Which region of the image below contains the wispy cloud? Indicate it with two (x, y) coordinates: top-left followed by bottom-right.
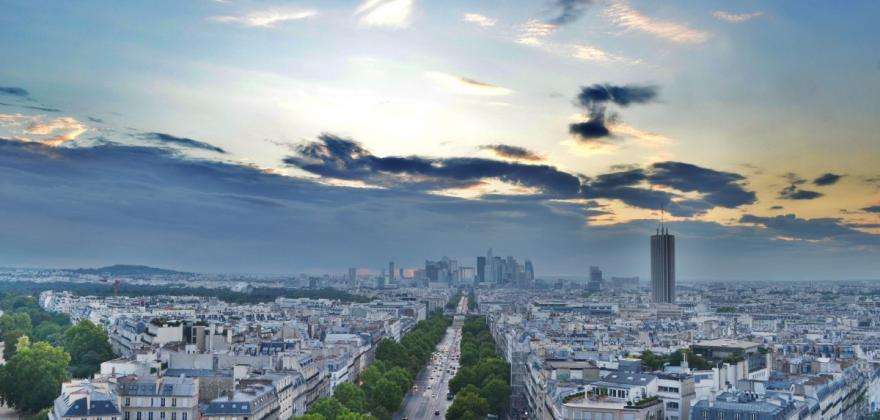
(516, 19), (558, 46)
(463, 13), (496, 28)
(143, 132), (227, 154)
(425, 72), (512, 96)
(712, 11), (763, 23)
(608, 122), (672, 145)
(210, 9), (317, 28)
(356, 0), (413, 29)
(571, 44), (641, 64)
(604, 1), (709, 44)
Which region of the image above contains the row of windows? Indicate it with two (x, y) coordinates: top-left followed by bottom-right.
(125, 411), (188, 420)
(124, 398), (190, 408)
(700, 411), (758, 420)
(658, 386), (680, 394)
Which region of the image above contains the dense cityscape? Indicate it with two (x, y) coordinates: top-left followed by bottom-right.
(0, 227), (876, 420)
(2, 1), (879, 419)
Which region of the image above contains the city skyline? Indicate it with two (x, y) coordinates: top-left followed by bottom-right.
(0, 1), (878, 279)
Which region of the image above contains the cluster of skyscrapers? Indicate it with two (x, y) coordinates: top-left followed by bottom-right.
(476, 248), (535, 287)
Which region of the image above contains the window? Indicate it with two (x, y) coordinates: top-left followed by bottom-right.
(182, 413), (187, 420)
(667, 401), (679, 409)
(160, 398), (165, 407)
(137, 412), (142, 420)
(125, 413), (130, 420)
(125, 398), (130, 406)
(149, 412), (153, 420)
(172, 398), (176, 407)
(160, 412), (165, 420)
(171, 413), (176, 420)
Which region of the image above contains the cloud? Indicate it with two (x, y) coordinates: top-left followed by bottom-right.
(0, 102), (61, 113)
(356, 0), (413, 28)
(779, 185), (823, 200)
(0, 86), (29, 98)
(516, 19), (558, 45)
(571, 45), (631, 63)
(547, 0), (594, 26)
(740, 213), (879, 245)
(569, 83), (659, 142)
(479, 144), (543, 161)
(813, 172), (843, 186)
(285, 133), (580, 195)
(647, 161), (756, 208)
(210, 9), (316, 27)
(712, 11), (763, 23)
(1, 138), (875, 277)
(463, 13), (496, 27)
(425, 72), (512, 96)
(604, 1), (709, 44)
(576, 83), (658, 107)
(608, 122), (671, 145)
(286, 134), (756, 218)
(778, 173), (823, 200)
(143, 132), (227, 154)
(864, 205), (880, 213)
(0, 115), (89, 146)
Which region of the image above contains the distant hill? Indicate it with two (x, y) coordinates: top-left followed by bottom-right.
(68, 264), (191, 277)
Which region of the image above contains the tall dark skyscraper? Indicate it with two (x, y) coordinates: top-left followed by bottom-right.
(651, 227), (675, 303)
(476, 256), (486, 283)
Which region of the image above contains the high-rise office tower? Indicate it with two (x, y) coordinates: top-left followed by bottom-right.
(651, 227), (675, 303)
(389, 261), (396, 280)
(476, 256), (486, 283)
(588, 266), (603, 292)
(524, 260), (534, 287)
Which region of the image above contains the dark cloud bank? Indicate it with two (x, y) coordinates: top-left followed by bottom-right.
(0, 137), (876, 279)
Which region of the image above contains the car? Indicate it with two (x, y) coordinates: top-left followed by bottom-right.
(434, 411), (441, 416)
(427, 385), (432, 389)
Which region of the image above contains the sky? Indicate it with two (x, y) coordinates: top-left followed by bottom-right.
(0, 0), (878, 279)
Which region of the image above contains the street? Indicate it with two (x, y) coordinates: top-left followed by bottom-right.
(394, 295), (467, 419)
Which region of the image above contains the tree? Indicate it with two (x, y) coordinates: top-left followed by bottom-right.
(0, 337), (70, 413)
(309, 397), (347, 420)
(480, 378), (510, 414)
(334, 383), (367, 413)
(445, 386), (489, 420)
(383, 367), (412, 396)
(32, 322), (64, 344)
(369, 378), (402, 413)
(62, 320), (114, 378)
(0, 312), (33, 360)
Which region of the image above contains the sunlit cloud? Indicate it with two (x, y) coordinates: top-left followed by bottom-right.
(516, 19), (557, 45)
(608, 122), (672, 146)
(0, 114), (87, 147)
(712, 11), (763, 23)
(425, 72), (512, 96)
(463, 13), (496, 28)
(604, 1), (709, 44)
(356, 0), (413, 29)
(210, 9), (317, 28)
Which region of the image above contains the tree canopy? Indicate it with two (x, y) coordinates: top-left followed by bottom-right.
(0, 337), (70, 413)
